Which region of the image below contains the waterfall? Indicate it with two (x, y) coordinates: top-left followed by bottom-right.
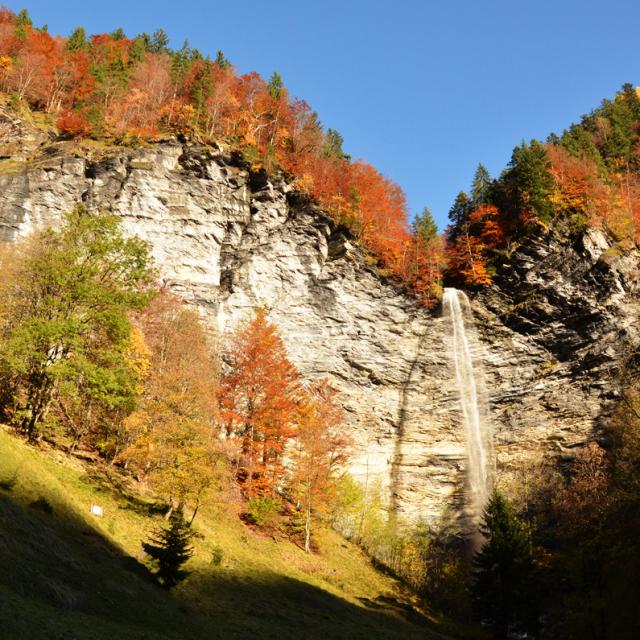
(443, 287), (491, 534)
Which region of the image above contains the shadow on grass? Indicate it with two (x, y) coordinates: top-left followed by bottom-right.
(79, 464), (168, 517)
(0, 487), (450, 640)
(184, 570), (441, 640)
(0, 491), (153, 607)
(0, 464), (20, 491)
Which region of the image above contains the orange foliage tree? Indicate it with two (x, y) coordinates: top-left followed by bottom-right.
(289, 380), (350, 552)
(445, 205), (502, 286)
(219, 309), (301, 498)
(0, 9), (445, 306)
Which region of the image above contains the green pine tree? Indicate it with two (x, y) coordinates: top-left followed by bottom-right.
(110, 27), (126, 41)
(136, 32), (154, 53)
(215, 50), (231, 69)
(447, 191), (471, 236)
(471, 490), (537, 639)
(508, 139), (555, 224)
(151, 28), (170, 54)
(143, 511), (194, 589)
(14, 9), (31, 40)
(171, 43), (191, 83)
(322, 128), (349, 161)
(66, 26), (88, 52)
(129, 36), (148, 64)
(560, 124), (605, 172)
(267, 72), (284, 100)
(15, 9), (32, 27)
(192, 66), (213, 124)
(413, 206), (438, 243)
(470, 163), (491, 207)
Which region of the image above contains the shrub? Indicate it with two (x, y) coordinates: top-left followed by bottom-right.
(211, 546), (223, 566)
(246, 496), (280, 529)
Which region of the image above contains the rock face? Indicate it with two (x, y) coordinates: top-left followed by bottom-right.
(477, 228), (640, 485)
(1, 116), (639, 527)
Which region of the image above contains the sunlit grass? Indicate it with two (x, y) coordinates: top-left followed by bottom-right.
(0, 426), (452, 639)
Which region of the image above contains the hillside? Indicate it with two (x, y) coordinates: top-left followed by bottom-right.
(0, 426), (457, 640)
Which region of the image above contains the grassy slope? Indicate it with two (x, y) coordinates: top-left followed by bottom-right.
(0, 427), (454, 640)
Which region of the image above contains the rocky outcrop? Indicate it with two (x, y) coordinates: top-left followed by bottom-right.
(0, 132), (465, 523)
(474, 227), (640, 484)
(1, 114), (639, 527)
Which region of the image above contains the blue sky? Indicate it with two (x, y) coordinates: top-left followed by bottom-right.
(7, 0), (640, 229)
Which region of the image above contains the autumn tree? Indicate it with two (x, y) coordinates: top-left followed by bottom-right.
(118, 294), (223, 522)
(289, 381), (349, 552)
(219, 309), (300, 498)
(0, 207), (154, 442)
(445, 204), (496, 288)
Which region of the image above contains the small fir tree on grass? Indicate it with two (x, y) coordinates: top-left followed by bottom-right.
(143, 511), (194, 589)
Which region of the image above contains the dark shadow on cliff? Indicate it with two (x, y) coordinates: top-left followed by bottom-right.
(389, 324), (432, 513)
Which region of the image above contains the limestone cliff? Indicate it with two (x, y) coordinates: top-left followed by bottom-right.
(1, 112), (639, 526)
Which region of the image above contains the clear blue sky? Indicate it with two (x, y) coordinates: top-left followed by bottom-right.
(7, 0), (640, 230)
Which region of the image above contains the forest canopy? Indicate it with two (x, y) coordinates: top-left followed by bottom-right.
(0, 7), (443, 305)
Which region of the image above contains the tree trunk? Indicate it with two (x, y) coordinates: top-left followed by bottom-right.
(304, 477), (311, 553)
(22, 376), (54, 443)
(189, 498), (201, 527)
(164, 503), (174, 521)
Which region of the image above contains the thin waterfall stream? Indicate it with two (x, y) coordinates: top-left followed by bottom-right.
(443, 287), (492, 541)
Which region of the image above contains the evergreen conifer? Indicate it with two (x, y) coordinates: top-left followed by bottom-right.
(143, 511), (194, 589)
(413, 206), (438, 243)
(471, 490), (537, 639)
(470, 163), (491, 207)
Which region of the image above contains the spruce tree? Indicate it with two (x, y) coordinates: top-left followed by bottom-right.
(560, 124), (605, 171)
(322, 129), (349, 161)
(66, 27), (88, 51)
(508, 139), (554, 224)
(215, 50), (231, 69)
(447, 191), (471, 236)
(15, 9), (32, 27)
(413, 206), (438, 243)
(268, 72), (284, 99)
(471, 490), (537, 639)
(470, 163), (491, 207)
(143, 511), (194, 589)
(110, 27), (126, 41)
(151, 28), (170, 54)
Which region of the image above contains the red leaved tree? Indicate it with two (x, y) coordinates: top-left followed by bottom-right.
(219, 309), (301, 497)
